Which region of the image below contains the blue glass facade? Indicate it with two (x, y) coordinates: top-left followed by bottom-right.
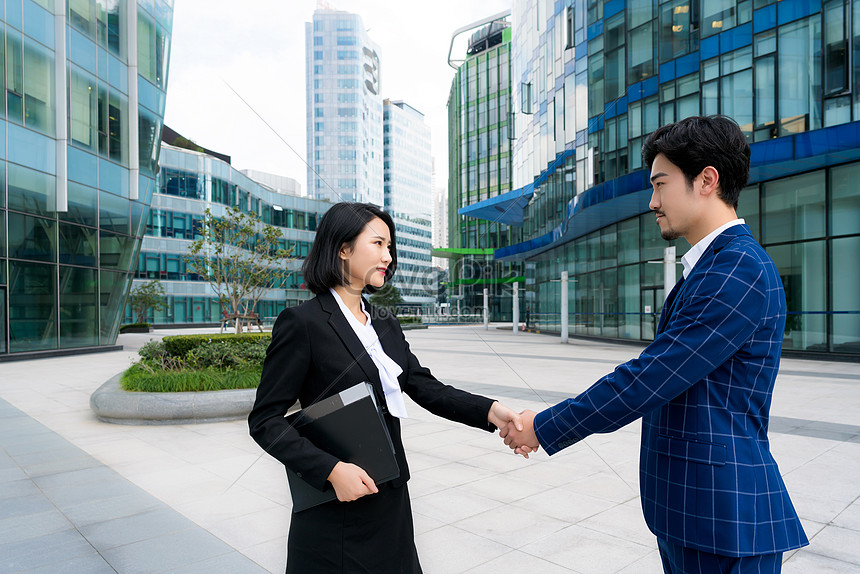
(128, 145), (331, 325)
(462, 0), (860, 357)
(0, 0), (173, 356)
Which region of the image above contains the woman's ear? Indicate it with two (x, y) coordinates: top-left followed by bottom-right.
(339, 242), (351, 261)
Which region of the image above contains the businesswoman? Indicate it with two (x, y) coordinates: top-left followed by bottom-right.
(248, 202), (521, 573)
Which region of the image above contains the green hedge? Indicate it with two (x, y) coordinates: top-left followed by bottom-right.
(162, 332), (271, 358)
(398, 315), (422, 325)
(120, 323), (151, 333)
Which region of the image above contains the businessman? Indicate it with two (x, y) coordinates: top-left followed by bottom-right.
(502, 116), (808, 573)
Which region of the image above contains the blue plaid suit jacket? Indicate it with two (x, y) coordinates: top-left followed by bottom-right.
(533, 224), (808, 556)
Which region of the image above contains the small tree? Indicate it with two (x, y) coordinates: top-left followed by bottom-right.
(369, 283), (404, 313)
(186, 206), (293, 333)
(128, 280), (167, 324)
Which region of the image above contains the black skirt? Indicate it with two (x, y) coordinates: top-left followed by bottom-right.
(285, 481), (422, 574)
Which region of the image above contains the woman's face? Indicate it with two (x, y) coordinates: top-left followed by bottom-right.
(339, 217), (392, 291)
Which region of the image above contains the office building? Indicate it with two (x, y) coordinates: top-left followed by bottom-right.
(467, 0), (860, 358)
(305, 8), (383, 206)
(0, 0), (173, 357)
(383, 99), (434, 312)
(129, 141), (330, 324)
(441, 13), (524, 321)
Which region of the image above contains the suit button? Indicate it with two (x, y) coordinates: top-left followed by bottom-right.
(296, 472), (302, 478)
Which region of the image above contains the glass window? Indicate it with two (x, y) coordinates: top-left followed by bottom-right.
(755, 56), (776, 138)
(61, 182), (98, 226)
(831, 236), (860, 352)
(9, 260), (57, 352)
(99, 230), (133, 271)
(770, 240), (827, 351)
(8, 212), (56, 262)
(618, 264), (641, 339)
(69, 67), (98, 151)
(721, 46), (752, 74)
(762, 171), (826, 244)
(99, 269), (127, 343)
(703, 57), (719, 81)
(823, 0), (848, 95)
(96, 0), (126, 57)
(659, 0), (696, 62)
(59, 266), (99, 348)
(830, 162), (860, 236)
(755, 30), (776, 57)
(59, 223), (98, 267)
(779, 18), (822, 135)
(628, 0), (653, 28)
(737, 184), (761, 241)
(703, 0), (736, 38)
(99, 190), (129, 234)
(721, 69), (753, 136)
(7, 30), (24, 123)
(23, 38), (55, 135)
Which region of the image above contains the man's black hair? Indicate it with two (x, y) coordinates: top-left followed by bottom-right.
(303, 202), (397, 295)
(641, 115), (750, 209)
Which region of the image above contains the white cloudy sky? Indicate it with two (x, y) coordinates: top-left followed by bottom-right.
(163, 0), (511, 192)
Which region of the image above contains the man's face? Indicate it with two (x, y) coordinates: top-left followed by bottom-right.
(648, 153), (699, 242)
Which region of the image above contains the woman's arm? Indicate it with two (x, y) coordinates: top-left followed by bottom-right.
(248, 307), (340, 491)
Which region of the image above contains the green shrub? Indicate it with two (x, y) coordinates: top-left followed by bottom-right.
(186, 339), (268, 370)
(121, 363), (261, 392)
(120, 323), (151, 333)
(162, 332), (271, 358)
(398, 315), (422, 325)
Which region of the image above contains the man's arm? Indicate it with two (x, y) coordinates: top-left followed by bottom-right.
(519, 251), (767, 456)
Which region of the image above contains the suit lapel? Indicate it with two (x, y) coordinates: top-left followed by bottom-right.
(317, 290), (382, 387)
(657, 224), (753, 334)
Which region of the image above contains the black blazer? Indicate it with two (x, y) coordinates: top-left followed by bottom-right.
(248, 290), (496, 492)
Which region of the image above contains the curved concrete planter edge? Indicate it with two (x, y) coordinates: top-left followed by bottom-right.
(90, 373), (256, 425)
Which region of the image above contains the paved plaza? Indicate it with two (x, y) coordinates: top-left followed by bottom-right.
(1, 325), (859, 573)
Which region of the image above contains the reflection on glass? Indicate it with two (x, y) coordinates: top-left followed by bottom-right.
(830, 162), (860, 236)
(60, 266), (99, 348)
(9, 260), (57, 352)
(59, 223), (98, 267)
(8, 212), (56, 262)
(831, 236), (860, 353)
(100, 269), (128, 344)
(769, 240), (827, 351)
(762, 171), (825, 244)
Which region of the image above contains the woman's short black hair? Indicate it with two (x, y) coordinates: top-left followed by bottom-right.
(302, 202), (397, 295)
(641, 115), (750, 209)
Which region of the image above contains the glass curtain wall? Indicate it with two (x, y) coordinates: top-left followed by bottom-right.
(1, 0), (174, 356)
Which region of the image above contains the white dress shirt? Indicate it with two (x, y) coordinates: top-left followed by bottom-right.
(329, 288), (408, 418)
(681, 219), (745, 279)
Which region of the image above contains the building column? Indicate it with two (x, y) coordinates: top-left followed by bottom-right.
(663, 246), (676, 301)
(560, 271), (569, 343)
(483, 287), (489, 330)
(127, 1), (140, 200)
(53, 0), (67, 211)
(512, 282), (519, 335)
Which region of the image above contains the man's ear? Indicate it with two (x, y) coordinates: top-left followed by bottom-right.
(698, 166), (720, 197)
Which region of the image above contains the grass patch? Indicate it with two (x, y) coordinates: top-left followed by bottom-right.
(121, 363), (262, 393)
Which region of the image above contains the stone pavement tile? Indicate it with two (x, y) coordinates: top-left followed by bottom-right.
(33, 472), (143, 509)
(464, 549), (577, 573)
(0, 507), (71, 546)
(511, 486), (617, 524)
(243, 537), (287, 574)
(791, 491), (854, 525)
(414, 459), (497, 488)
(560, 468), (640, 504)
(411, 485), (503, 525)
(13, 447), (104, 478)
(160, 552), (269, 574)
(520, 524), (655, 574)
(455, 471), (548, 504)
(205, 505), (289, 551)
(25, 551), (118, 574)
(412, 510), (446, 536)
(403, 473), (448, 499)
(78, 507), (199, 550)
(453, 504), (570, 548)
(576, 498), (656, 547)
(0, 528), (96, 571)
(100, 528), (237, 574)
(783, 550), (860, 573)
(0, 477), (42, 501)
(615, 550), (664, 573)
(833, 499), (860, 531)
(415, 525), (511, 574)
(0, 493), (57, 521)
(59, 490), (163, 527)
(804, 525), (860, 566)
(174, 484), (276, 528)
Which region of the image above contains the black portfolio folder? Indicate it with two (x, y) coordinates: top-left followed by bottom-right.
(285, 382), (400, 512)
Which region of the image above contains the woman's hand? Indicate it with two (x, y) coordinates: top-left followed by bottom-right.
(487, 401), (523, 433)
(327, 461), (379, 502)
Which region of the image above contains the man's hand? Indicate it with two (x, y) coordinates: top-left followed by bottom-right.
(499, 409), (540, 458)
(487, 401), (523, 433)
(327, 461), (378, 502)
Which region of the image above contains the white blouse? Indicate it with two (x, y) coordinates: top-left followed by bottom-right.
(329, 288), (408, 418)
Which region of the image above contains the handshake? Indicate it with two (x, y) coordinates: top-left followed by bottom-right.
(487, 402), (541, 458)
